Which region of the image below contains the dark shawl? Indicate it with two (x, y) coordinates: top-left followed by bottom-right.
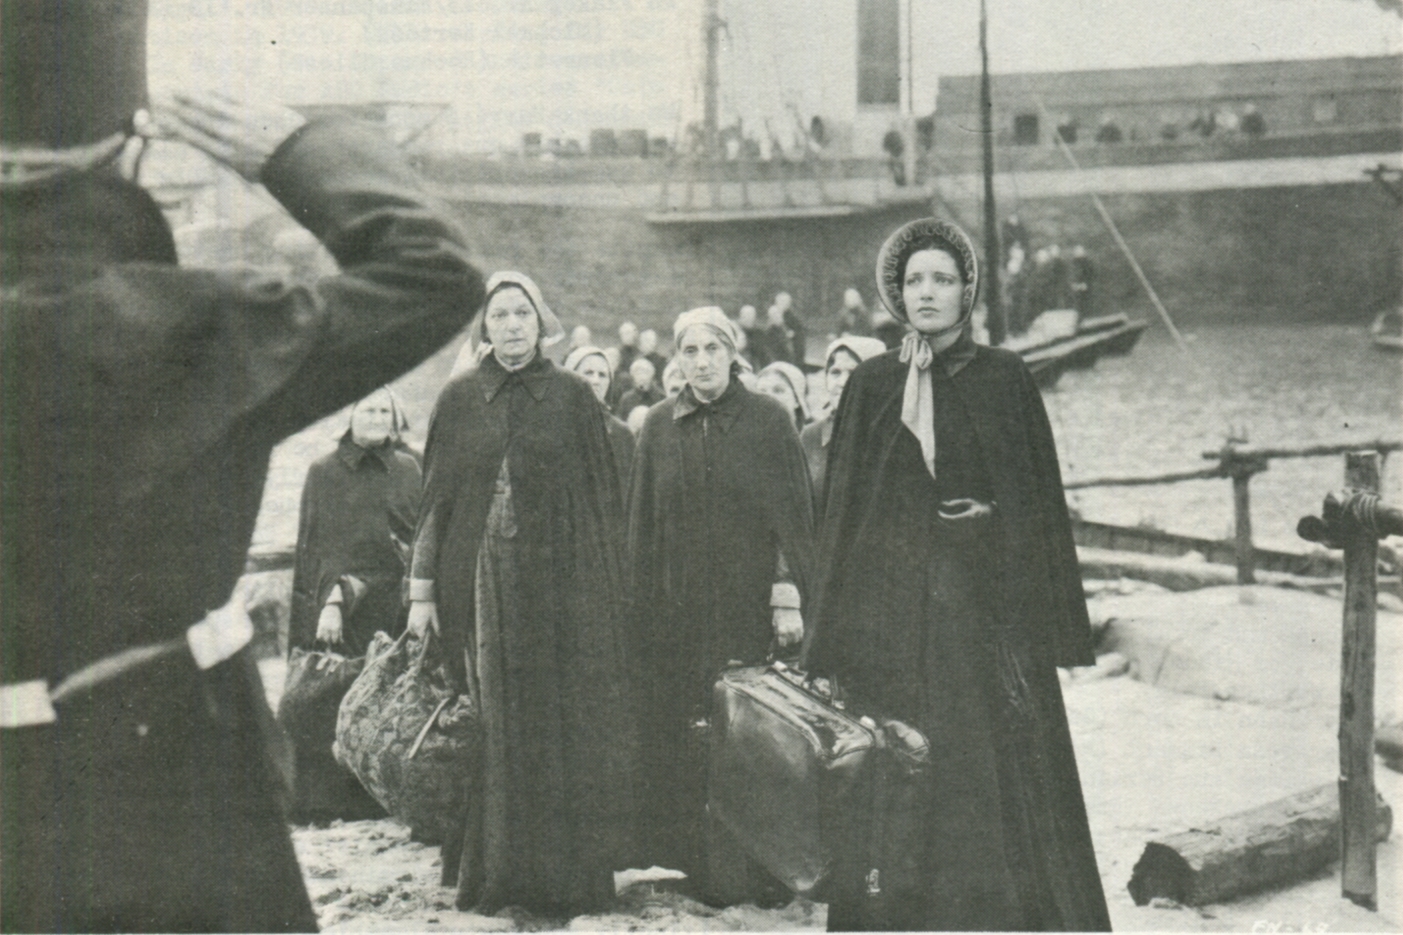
(289, 436), (420, 656)
(625, 379), (817, 877)
(409, 353), (635, 910)
(0, 117), (482, 933)
(627, 381), (817, 701)
(605, 412), (636, 503)
(805, 343), (1107, 931)
(808, 344), (1094, 680)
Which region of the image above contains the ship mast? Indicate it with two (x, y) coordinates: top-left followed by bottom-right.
(979, 0), (1006, 344)
(703, 0), (722, 160)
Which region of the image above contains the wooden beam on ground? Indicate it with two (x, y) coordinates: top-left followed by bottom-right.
(1126, 783), (1392, 908)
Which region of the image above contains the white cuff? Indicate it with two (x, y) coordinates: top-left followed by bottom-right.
(324, 584), (344, 606)
(186, 597), (254, 670)
(0, 680), (57, 729)
(408, 579), (436, 603)
(770, 582), (801, 610)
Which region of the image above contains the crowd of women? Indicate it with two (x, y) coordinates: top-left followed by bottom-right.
(288, 217), (1112, 932)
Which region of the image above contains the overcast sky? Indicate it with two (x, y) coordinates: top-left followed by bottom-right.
(147, 0), (1401, 149)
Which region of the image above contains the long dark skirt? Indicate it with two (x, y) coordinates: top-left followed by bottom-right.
(826, 529), (1109, 932)
(453, 484), (616, 917)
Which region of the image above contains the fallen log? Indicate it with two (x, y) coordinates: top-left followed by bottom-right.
(1126, 783), (1392, 907)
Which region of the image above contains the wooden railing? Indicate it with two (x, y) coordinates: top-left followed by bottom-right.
(1064, 438), (1401, 584)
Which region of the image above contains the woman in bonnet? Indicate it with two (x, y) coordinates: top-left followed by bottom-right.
(407, 271), (635, 917)
(805, 220), (1110, 931)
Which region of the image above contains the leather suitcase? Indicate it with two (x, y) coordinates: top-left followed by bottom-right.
(708, 662), (877, 896)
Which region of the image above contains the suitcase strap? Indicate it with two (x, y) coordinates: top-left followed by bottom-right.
(865, 754), (888, 898)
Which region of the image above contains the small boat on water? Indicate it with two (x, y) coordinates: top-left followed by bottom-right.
(1371, 307), (1402, 352)
(1004, 309), (1150, 387)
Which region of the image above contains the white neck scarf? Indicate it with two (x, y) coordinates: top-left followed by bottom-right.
(900, 326), (965, 479)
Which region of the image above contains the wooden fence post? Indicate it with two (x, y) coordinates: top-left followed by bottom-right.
(1340, 451), (1379, 910)
(1232, 468), (1255, 585)
(1216, 443), (1268, 585)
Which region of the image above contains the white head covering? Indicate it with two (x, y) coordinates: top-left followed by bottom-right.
(672, 306), (741, 353)
(451, 270), (565, 377)
(758, 361), (810, 422)
(874, 218), (981, 480)
(339, 386), (407, 444)
(823, 335), (887, 368)
(564, 344), (613, 379)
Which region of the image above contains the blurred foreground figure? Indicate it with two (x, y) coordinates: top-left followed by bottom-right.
(0, 3), (483, 930)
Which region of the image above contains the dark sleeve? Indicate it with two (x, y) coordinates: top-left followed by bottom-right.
(58, 118), (484, 495)
(1018, 364), (1095, 667)
(624, 409), (663, 606)
(409, 384), (468, 595)
(763, 409), (818, 611)
(289, 460), (325, 649)
(802, 363), (886, 676)
(608, 418), (636, 504)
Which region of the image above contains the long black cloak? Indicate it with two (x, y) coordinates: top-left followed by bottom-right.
(806, 344), (1109, 931)
(626, 380), (816, 882)
(410, 353), (635, 915)
(290, 436), (420, 656)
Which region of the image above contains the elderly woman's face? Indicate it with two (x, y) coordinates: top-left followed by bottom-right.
(756, 371), (798, 413)
(484, 287), (540, 364)
(677, 327), (732, 399)
(350, 390), (395, 446)
(903, 248), (964, 334)
(574, 353), (611, 403)
(825, 348), (861, 404)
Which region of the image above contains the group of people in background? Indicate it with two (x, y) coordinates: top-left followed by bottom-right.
(288, 215), (1111, 931)
(1000, 216), (1098, 334)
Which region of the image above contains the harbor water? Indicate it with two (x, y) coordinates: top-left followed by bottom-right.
(251, 321), (1401, 559)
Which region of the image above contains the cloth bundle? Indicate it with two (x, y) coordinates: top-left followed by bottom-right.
(334, 629), (478, 844)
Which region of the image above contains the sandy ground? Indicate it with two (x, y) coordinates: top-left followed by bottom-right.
(257, 583), (1403, 932)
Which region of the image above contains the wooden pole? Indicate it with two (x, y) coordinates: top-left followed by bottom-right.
(978, 0), (1005, 346)
(1340, 451), (1380, 910)
(1232, 470), (1255, 585)
(702, 0), (720, 161)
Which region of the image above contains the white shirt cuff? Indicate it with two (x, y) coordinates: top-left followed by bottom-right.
(408, 579), (436, 603)
(770, 582), (801, 610)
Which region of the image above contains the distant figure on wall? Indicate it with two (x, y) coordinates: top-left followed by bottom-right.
(883, 129), (907, 186)
(1240, 104), (1267, 138)
(1189, 110), (1216, 137)
(1094, 116), (1122, 144)
(1070, 245), (1096, 316)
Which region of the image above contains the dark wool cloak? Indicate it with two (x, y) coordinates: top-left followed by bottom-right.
(290, 436), (420, 656)
(1, 117), (482, 932)
(805, 344), (1109, 931)
(286, 437), (419, 822)
(410, 353), (635, 915)
(625, 381), (817, 878)
(605, 411), (636, 503)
